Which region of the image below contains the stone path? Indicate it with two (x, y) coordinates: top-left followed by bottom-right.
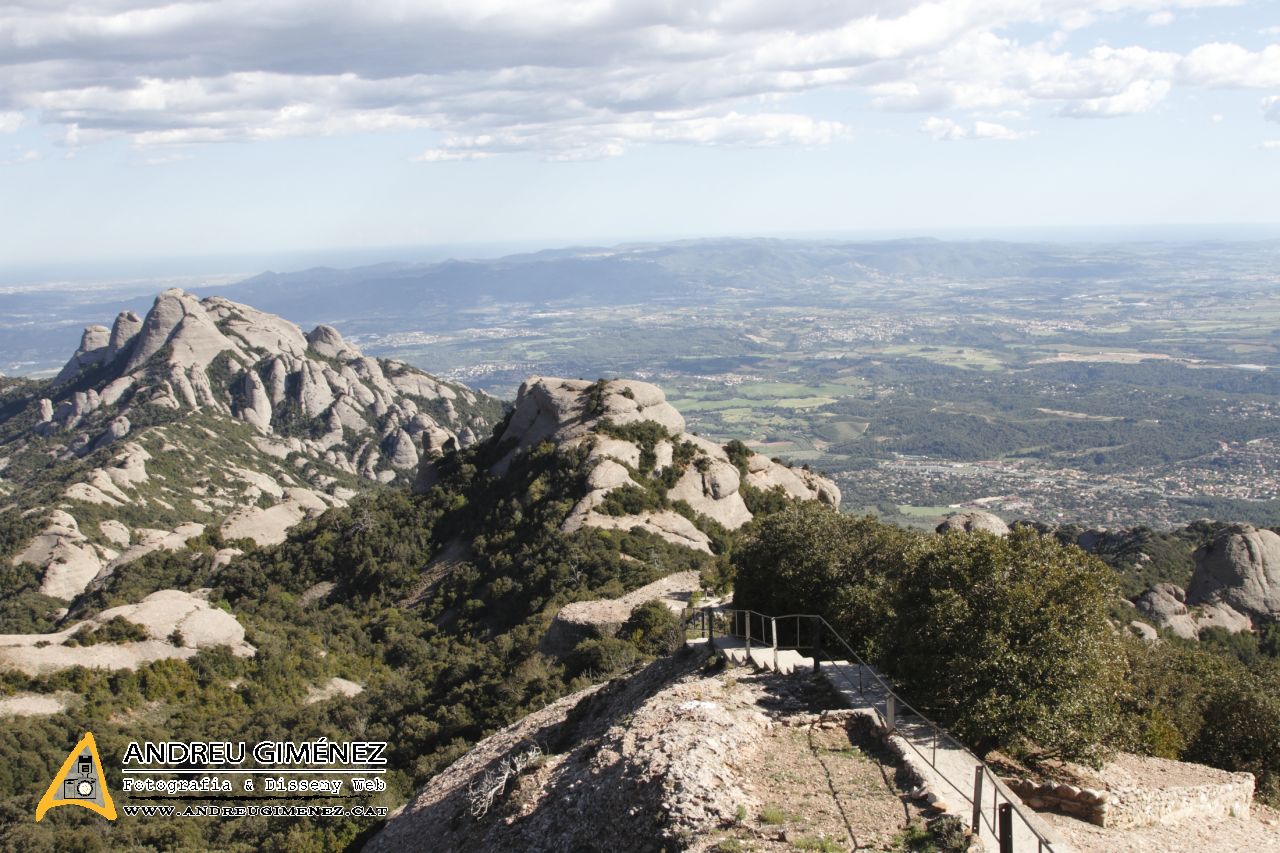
(709, 632), (1070, 853)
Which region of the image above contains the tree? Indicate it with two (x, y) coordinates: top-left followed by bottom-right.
(1188, 683), (1280, 802)
(885, 528), (1126, 762)
(619, 599), (684, 656)
(733, 502), (912, 656)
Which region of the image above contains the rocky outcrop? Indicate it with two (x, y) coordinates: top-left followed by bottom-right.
(0, 589), (254, 676)
(936, 511), (1011, 536)
(36, 289), (497, 476)
(457, 377), (839, 552)
(1134, 584), (1199, 640)
(1133, 576), (1258, 640)
(5, 288), (502, 600)
(1187, 524), (1280, 624)
(53, 325), (112, 384)
(369, 654), (775, 853)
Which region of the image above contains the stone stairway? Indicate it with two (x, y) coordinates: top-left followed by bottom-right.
(699, 631), (1071, 853)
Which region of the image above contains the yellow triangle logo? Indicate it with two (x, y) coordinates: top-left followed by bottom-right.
(35, 732), (116, 822)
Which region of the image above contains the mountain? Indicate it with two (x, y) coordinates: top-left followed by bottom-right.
(1, 354), (844, 850)
(0, 288), (504, 606)
(417, 376), (839, 553)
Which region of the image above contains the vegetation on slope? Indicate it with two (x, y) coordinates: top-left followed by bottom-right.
(732, 503), (1280, 800)
(1, 427), (723, 851)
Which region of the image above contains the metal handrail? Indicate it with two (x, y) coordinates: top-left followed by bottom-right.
(693, 606), (1058, 853)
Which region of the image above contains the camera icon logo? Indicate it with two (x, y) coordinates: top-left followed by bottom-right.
(62, 776), (96, 800)
(36, 732), (117, 822)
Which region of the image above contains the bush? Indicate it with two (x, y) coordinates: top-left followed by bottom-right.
(759, 804), (786, 825)
(619, 600), (684, 656)
(734, 507), (1127, 764)
(887, 528), (1125, 762)
(570, 637), (639, 676)
(1187, 683), (1280, 802)
(733, 502), (910, 656)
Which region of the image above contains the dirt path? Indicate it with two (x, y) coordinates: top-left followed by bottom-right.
(693, 672), (930, 852)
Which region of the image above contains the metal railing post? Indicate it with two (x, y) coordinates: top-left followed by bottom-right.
(998, 803), (1013, 853)
(971, 766), (984, 834)
(885, 694), (896, 731)
(771, 617), (779, 670)
(745, 612), (752, 653)
(811, 617), (822, 673)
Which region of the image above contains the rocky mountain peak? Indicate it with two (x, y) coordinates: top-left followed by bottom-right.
(418, 376), (839, 554)
(5, 289), (504, 601)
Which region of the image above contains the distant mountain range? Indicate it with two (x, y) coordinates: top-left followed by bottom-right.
(8, 237), (1279, 375)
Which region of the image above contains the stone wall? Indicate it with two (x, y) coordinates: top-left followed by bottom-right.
(1007, 771), (1255, 829)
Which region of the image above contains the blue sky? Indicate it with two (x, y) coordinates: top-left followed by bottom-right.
(1, 1), (1278, 269)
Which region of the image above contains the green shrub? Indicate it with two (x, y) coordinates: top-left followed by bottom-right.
(759, 804), (786, 825)
(619, 600), (684, 656)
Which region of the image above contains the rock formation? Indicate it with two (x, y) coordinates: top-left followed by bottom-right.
(936, 510), (1011, 536)
(1187, 524), (1280, 625)
(4, 288), (503, 600)
(426, 377), (839, 553)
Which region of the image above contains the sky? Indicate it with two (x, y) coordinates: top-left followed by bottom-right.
(1, 0), (1278, 270)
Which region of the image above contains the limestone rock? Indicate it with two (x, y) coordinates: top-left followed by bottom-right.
(382, 428), (420, 469)
(1128, 621), (1159, 642)
(0, 589), (254, 675)
(124, 289), (242, 373)
(306, 324), (356, 360)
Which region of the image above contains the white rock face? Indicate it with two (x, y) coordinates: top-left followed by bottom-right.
(1187, 525), (1280, 622)
(125, 289), (240, 373)
(14, 511), (109, 601)
(306, 325), (355, 360)
(1135, 584), (1199, 640)
(0, 589), (254, 676)
(482, 377), (839, 553)
(305, 677), (364, 706)
(220, 488), (329, 546)
(53, 325), (112, 384)
(107, 310), (143, 357)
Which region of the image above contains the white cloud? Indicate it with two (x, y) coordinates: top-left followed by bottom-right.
(921, 116), (1030, 140)
(1146, 11), (1176, 26)
(1180, 43), (1280, 87)
(0, 148), (39, 165)
(1059, 79), (1172, 117)
(1259, 139), (1280, 149)
(0, 112), (24, 133)
(0, 1), (1272, 157)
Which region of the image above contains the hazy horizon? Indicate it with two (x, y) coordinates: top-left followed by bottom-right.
(5, 223), (1280, 289)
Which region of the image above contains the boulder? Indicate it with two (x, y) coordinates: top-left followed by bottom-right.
(1134, 584), (1199, 640)
(306, 324), (358, 361)
(1187, 525), (1280, 622)
(936, 511), (1010, 536)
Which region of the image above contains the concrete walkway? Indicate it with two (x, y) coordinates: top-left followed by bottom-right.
(706, 633), (1070, 853)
